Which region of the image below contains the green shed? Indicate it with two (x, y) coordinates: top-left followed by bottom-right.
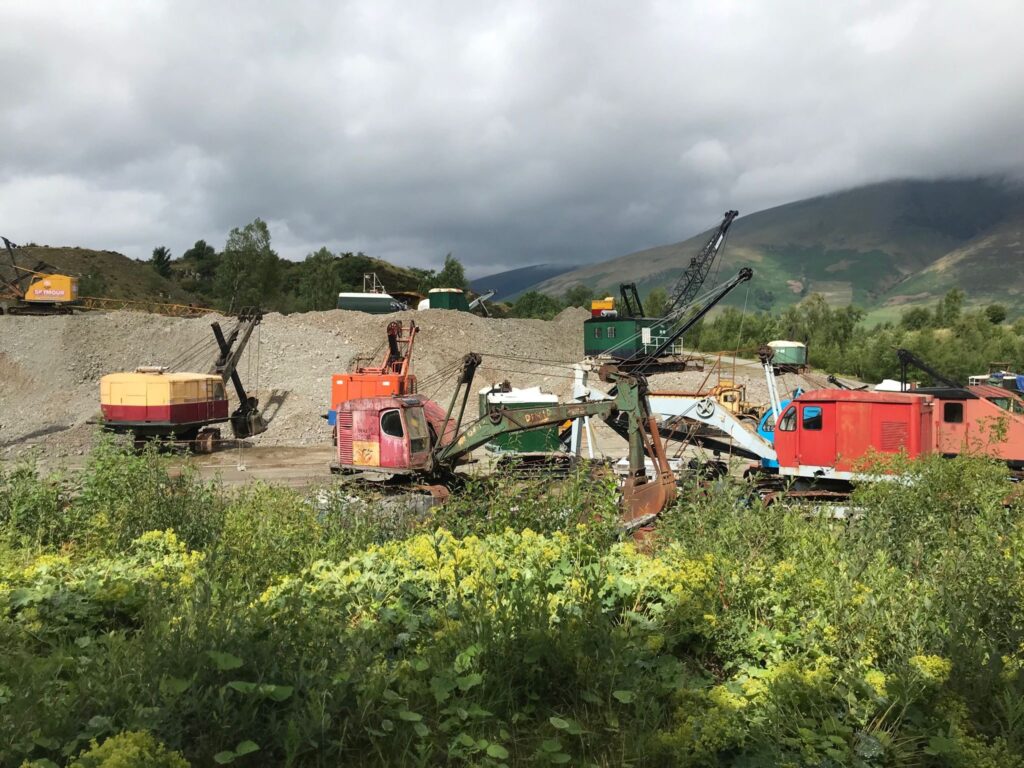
(583, 317), (684, 358)
(767, 340), (808, 368)
(428, 288), (471, 311)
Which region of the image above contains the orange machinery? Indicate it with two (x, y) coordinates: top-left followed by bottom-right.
(327, 321), (418, 429)
(1, 236), (80, 314)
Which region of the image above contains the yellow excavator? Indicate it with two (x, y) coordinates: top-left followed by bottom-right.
(0, 236), (80, 314)
(1, 236), (211, 318)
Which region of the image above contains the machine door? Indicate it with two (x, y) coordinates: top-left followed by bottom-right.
(797, 403), (836, 469)
(378, 408), (409, 468)
(404, 406), (431, 466)
(773, 404), (798, 469)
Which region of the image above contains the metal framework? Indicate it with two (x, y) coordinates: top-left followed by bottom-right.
(664, 210), (739, 316)
(78, 296), (213, 317)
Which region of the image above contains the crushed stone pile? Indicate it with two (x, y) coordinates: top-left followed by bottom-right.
(0, 307), (833, 458)
(0, 308), (588, 456)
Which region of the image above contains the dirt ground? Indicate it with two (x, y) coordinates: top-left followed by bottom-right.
(0, 307), (839, 485)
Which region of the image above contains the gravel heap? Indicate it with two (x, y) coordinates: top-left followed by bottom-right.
(0, 308), (589, 456)
(0, 307), (834, 458)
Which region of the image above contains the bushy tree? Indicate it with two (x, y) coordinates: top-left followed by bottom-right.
(298, 247), (339, 311)
(429, 254), (468, 290)
(510, 290), (564, 320)
(562, 284), (593, 308)
(150, 246), (172, 278)
(215, 218), (281, 311)
(934, 288), (965, 326)
(180, 239), (218, 284)
(644, 286), (669, 318)
(985, 303), (1008, 325)
(900, 306), (932, 330)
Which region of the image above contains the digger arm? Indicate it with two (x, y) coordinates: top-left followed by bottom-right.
(435, 373), (677, 528)
(434, 398), (619, 463)
(647, 394), (777, 462)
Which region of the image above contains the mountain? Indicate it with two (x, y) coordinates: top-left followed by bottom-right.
(531, 178), (1024, 320)
(470, 263), (580, 301)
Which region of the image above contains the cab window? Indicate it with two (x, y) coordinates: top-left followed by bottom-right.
(802, 406), (823, 431)
(778, 406), (797, 432)
(213, 382), (226, 400)
(594, 327), (603, 339)
(381, 409), (404, 437)
(943, 402), (963, 423)
(405, 407), (430, 453)
(987, 396), (1024, 415)
(989, 397), (1011, 412)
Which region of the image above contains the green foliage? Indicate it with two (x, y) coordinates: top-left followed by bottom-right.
(987, 303), (1009, 325)
(295, 247), (338, 311)
(936, 287), (966, 326)
(900, 305), (932, 330)
(561, 284), (593, 308)
(150, 246), (172, 279)
(427, 254), (469, 291)
(69, 730), (190, 768)
(72, 439), (223, 552)
(177, 240), (219, 296)
(509, 290), (564, 320)
(215, 218), (281, 312)
(77, 271), (108, 298)
(150, 223), (474, 314)
(3, 447), (1024, 765)
(644, 286), (669, 318)
(696, 288), (1024, 383)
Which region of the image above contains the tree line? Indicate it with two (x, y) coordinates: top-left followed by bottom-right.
(149, 218), (469, 313)
(690, 288), (1023, 385)
(147, 224), (1023, 386)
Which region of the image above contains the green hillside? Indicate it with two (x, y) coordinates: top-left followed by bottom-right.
(8, 245), (202, 304)
(534, 178), (1024, 316)
(5, 242), (438, 314)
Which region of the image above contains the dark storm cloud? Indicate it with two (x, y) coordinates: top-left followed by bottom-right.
(2, 0), (1023, 275)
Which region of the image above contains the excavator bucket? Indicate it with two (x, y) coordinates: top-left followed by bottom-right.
(230, 400), (268, 439)
(619, 473), (677, 531)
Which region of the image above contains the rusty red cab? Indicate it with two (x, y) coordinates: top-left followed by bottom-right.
(335, 395), (455, 474)
(773, 389), (935, 482)
(913, 385), (1024, 468)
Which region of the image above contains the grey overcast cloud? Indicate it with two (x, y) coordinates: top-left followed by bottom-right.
(2, 0), (1023, 275)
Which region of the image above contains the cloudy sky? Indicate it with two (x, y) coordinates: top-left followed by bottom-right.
(2, 1), (1023, 276)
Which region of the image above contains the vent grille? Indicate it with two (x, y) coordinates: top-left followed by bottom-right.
(880, 420), (908, 451)
(338, 412), (353, 465)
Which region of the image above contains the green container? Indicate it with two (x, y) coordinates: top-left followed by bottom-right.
(337, 292), (406, 313)
(583, 317), (682, 358)
(478, 386), (561, 453)
(428, 288), (471, 311)
(767, 340), (807, 366)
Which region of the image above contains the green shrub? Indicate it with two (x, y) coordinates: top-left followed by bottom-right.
(68, 730), (189, 768)
(0, 462), (68, 549)
(72, 439), (223, 552)
(1, 447), (1023, 765)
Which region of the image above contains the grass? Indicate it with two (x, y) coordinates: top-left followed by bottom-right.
(2, 440), (1024, 766)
